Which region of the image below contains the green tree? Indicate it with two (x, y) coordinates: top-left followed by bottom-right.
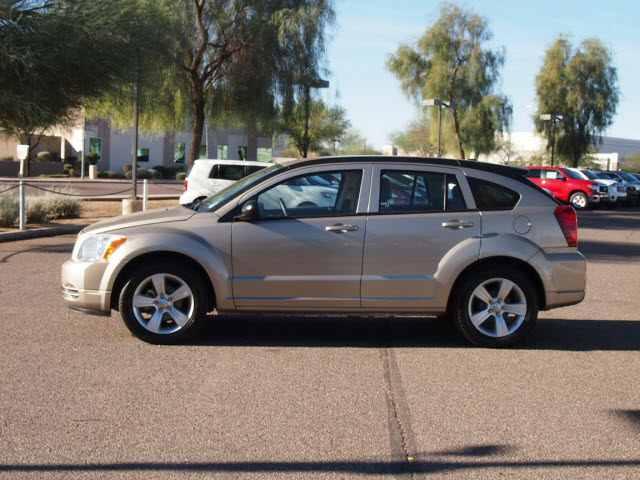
(90, 0), (335, 169)
(279, 100), (349, 157)
(386, 2), (511, 159)
(0, 0), (169, 176)
(534, 35), (619, 168)
(389, 115), (436, 156)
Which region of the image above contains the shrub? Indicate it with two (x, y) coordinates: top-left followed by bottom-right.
(176, 172), (187, 181)
(86, 151), (100, 165)
(0, 194), (18, 227)
(107, 170), (125, 179)
(123, 163), (132, 173)
(152, 165), (165, 176)
(35, 152), (53, 162)
(1, 155), (14, 162)
(41, 187), (81, 219)
(148, 169), (160, 179)
(26, 198), (48, 223)
(125, 168), (151, 179)
(63, 163), (74, 172)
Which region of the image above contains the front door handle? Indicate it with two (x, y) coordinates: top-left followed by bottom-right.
(325, 223), (358, 233)
(442, 219), (475, 229)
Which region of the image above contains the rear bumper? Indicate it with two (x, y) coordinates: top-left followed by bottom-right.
(529, 250), (587, 310)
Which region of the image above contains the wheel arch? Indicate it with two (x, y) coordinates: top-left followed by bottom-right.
(446, 256), (546, 314)
(110, 251), (216, 312)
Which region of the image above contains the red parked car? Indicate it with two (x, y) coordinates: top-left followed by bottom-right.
(525, 166), (609, 209)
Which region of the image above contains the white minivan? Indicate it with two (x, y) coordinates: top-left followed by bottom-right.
(180, 159), (274, 205)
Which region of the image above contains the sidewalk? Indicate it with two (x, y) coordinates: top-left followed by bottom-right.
(0, 224), (88, 243)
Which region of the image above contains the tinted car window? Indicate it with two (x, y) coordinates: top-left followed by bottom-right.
(247, 165), (267, 175)
(210, 165), (244, 181)
(257, 170), (362, 219)
(379, 171), (466, 214)
(468, 177), (520, 211)
(525, 169), (541, 178)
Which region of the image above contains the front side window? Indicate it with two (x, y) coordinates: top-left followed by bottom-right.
(468, 177), (520, 211)
(542, 169), (565, 180)
(256, 170), (362, 219)
(379, 170), (466, 214)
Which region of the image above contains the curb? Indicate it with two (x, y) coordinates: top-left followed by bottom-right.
(0, 224), (87, 243)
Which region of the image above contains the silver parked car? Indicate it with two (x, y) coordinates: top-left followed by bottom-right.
(61, 157), (587, 347)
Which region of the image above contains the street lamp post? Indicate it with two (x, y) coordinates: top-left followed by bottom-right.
(422, 99), (458, 158)
(296, 78), (329, 158)
(331, 138), (341, 155)
(540, 114), (565, 167)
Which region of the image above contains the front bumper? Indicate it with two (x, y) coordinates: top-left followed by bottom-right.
(61, 259), (113, 313)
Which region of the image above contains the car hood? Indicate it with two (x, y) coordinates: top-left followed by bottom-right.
(82, 205), (195, 235)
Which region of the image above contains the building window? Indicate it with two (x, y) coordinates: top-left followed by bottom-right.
(199, 144), (207, 159)
(217, 145), (228, 160)
(174, 143), (185, 163)
(257, 148), (273, 162)
(137, 148), (149, 162)
(89, 137), (102, 162)
(238, 146), (248, 160)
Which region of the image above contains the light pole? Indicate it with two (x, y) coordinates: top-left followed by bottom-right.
(540, 114), (565, 167)
(422, 99), (458, 158)
(295, 77), (329, 158)
(331, 138), (341, 155)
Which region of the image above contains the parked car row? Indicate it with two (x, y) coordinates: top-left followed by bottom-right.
(525, 166), (640, 209)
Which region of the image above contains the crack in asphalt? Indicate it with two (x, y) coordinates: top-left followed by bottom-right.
(382, 318), (426, 480)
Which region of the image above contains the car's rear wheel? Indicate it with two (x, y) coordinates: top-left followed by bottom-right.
(119, 263), (208, 344)
(569, 191), (589, 209)
(451, 267), (538, 347)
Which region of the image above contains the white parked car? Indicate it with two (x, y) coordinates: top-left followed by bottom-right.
(180, 160), (274, 205)
(566, 167), (623, 207)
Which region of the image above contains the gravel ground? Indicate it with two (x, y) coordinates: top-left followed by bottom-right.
(0, 199), (180, 233)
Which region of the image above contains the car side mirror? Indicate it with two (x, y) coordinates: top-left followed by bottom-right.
(236, 200), (259, 221)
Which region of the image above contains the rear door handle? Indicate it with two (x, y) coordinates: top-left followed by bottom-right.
(442, 219), (474, 229)
(325, 224), (358, 233)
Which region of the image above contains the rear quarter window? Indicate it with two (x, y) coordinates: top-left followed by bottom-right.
(468, 177), (521, 211)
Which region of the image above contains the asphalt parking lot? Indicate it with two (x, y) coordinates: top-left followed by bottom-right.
(0, 208), (638, 479)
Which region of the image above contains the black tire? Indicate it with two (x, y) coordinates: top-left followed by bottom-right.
(119, 262), (208, 344)
(450, 267), (538, 348)
(569, 191), (589, 209)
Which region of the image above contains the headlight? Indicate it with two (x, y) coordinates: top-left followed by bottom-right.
(589, 184), (599, 193)
(78, 235), (127, 262)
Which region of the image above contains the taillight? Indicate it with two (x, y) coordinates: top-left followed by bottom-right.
(184, 179), (188, 191)
(554, 205), (578, 247)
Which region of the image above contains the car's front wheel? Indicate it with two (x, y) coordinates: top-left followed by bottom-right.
(119, 263), (208, 344)
(451, 267), (538, 347)
(569, 191), (589, 209)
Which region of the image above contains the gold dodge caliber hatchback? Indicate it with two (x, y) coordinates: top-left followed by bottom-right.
(61, 156), (586, 347)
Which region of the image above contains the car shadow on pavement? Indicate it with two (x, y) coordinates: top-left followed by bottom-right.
(190, 315), (640, 351)
(579, 240), (640, 262)
(578, 209), (640, 230)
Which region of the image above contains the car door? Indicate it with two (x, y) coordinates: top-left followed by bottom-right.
(539, 168), (569, 201)
(361, 165), (481, 310)
(231, 165), (370, 309)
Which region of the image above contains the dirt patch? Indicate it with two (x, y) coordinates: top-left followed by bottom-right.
(0, 199), (180, 233)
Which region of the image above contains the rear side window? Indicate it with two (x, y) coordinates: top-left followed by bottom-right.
(210, 164), (244, 181)
(379, 171), (466, 214)
(525, 169), (541, 178)
(468, 177), (520, 211)
(247, 165), (267, 175)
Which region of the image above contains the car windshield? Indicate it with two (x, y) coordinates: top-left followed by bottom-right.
(580, 170), (599, 180)
(560, 168), (583, 180)
(196, 163), (284, 212)
(617, 171), (638, 182)
(595, 172), (614, 180)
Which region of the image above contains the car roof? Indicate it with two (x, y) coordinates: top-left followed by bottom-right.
(278, 155), (529, 183)
(194, 159), (273, 166)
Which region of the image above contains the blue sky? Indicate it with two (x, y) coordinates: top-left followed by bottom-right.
(324, 0), (640, 149)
